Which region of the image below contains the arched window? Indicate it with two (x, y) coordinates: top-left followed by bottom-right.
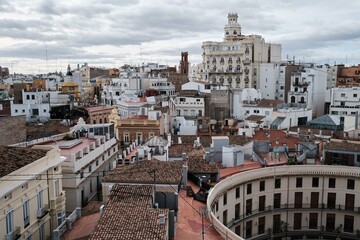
(300, 97), (305, 103)
(234, 30), (237, 35)
(291, 96), (296, 103)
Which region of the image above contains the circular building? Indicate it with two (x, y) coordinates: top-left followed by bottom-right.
(207, 165), (360, 240)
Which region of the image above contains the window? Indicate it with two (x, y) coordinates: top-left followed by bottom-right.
(294, 192), (303, 208)
(15, 109), (18, 113)
(57, 211), (65, 227)
(246, 220), (252, 238)
(223, 193), (227, 205)
(347, 179), (355, 190)
(246, 199), (252, 215)
(312, 177), (319, 187)
(259, 181), (265, 191)
(55, 179), (59, 197)
(37, 189), (43, 210)
(235, 187), (240, 198)
(124, 133), (129, 143)
(80, 172), (84, 179)
(235, 203), (240, 219)
(345, 194), (355, 211)
(294, 213), (302, 230)
(329, 178), (336, 188)
(354, 94), (357, 98)
(43, 109), (46, 113)
(235, 225), (241, 235)
(259, 195), (265, 212)
(247, 183), (252, 195)
(296, 177), (303, 188)
(89, 165), (92, 173)
(273, 214), (281, 233)
(27, 95), (30, 100)
(39, 222), (45, 240)
(327, 192), (336, 209)
(275, 178), (281, 189)
(222, 210), (227, 225)
(90, 179), (93, 193)
(326, 213), (336, 232)
(309, 213), (318, 229)
(6, 209), (13, 234)
(310, 192), (319, 208)
(96, 159), (99, 166)
(258, 216), (265, 234)
(23, 199), (30, 227)
(341, 93), (345, 97)
(274, 193), (281, 208)
(344, 215), (354, 233)
(32, 95), (35, 100)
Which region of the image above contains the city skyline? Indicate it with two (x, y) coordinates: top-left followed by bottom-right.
(0, 0), (360, 74)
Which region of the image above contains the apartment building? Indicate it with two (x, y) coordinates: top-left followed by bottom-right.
(41, 119), (119, 213)
(329, 87), (360, 117)
(336, 64), (360, 87)
(109, 106), (167, 146)
(0, 145), (65, 240)
(202, 13), (281, 89)
(288, 64), (327, 117)
(207, 165), (360, 239)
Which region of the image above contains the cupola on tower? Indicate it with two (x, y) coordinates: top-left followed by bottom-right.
(224, 13), (242, 41)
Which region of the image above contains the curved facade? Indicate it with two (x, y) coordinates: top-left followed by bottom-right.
(207, 165), (360, 240)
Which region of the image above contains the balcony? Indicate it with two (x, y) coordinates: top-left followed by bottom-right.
(244, 60), (251, 65)
(5, 227), (21, 240)
(293, 82), (309, 87)
(37, 204), (49, 219)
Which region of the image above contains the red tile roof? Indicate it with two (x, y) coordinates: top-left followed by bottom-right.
(251, 129), (302, 149)
(0, 146), (48, 177)
(103, 160), (183, 184)
(90, 185), (168, 240)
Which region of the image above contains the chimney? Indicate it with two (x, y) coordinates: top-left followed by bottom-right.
(178, 137), (182, 144)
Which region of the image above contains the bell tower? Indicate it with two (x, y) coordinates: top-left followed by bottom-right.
(224, 13), (242, 41)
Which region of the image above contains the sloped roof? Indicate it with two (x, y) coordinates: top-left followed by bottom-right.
(0, 146), (48, 178)
(90, 185), (168, 240)
(308, 114), (340, 126)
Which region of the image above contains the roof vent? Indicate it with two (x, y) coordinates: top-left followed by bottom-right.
(158, 214), (165, 225)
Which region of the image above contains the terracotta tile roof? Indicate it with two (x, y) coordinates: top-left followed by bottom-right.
(90, 185), (168, 240)
(324, 141), (360, 152)
(85, 106), (113, 112)
(228, 135), (251, 146)
(256, 99), (284, 109)
(187, 156), (218, 174)
(177, 135), (197, 144)
(251, 129), (302, 149)
(245, 115), (266, 122)
(0, 146), (48, 178)
(168, 144), (194, 158)
(104, 160), (183, 184)
(199, 136), (213, 147)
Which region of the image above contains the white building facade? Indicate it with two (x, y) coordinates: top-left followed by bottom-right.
(201, 13), (281, 89)
(288, 65), (327, 118)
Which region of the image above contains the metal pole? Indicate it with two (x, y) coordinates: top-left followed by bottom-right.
(202, 211), (204, 240)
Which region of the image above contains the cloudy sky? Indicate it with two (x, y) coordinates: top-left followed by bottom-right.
(1, 0), (360, 74)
